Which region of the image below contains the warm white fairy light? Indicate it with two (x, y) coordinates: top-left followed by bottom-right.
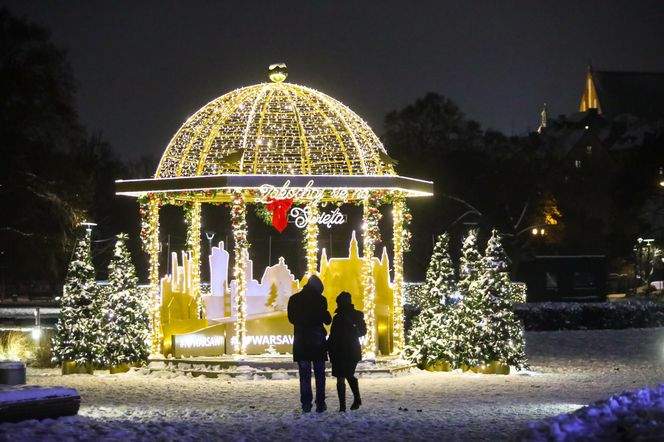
(146, 198), (162, 354)
(155, 66), (397, 179)
(361, 193), (382, 356)
(231, 191), (249, 354)
(184, 201), (203, 317)
(392, 194), (407, 354)
(304, 201), (320, 275)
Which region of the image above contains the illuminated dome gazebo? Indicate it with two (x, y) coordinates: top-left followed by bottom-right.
(116, 64), (433, 356)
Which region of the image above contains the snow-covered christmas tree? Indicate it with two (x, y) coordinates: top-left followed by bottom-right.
(52, 234), (105, 367)
(443, 229), (487, 368)
(406, 233), (456, 368)
(445, 229), (527, 371)
(104, 233), (150, 367)
(479, 229), (527, 369)
(423, 232), (456, 308)
(457, 229), (483, 301)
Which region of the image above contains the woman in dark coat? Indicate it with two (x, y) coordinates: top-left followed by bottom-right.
(327, 291), (366, 412)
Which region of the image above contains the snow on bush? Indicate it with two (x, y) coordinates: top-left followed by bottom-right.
(518, 384), (664, 441)
(514, 301), (664, 331)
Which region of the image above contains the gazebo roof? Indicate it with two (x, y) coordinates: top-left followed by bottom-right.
(156, 65), (397, 178)
(116, 65), (433, 200)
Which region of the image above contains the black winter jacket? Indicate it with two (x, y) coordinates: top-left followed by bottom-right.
(327, 304), (366, 367)
(287, 285), (332, 361)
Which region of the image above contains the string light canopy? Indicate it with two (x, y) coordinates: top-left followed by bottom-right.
(116, 64), (433, 356)
(116, 64), (433, 201)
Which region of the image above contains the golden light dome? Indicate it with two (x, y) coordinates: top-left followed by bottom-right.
(156, 65), (397, 178)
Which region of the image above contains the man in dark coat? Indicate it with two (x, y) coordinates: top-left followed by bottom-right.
(327, 291), (366, 412)
(287, 274), (332, 412)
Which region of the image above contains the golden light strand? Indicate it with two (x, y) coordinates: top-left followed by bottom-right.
(361, 194), (382, 356)
(147, 197), (162, 355)
(155, 72), (397, 179)
(184, 201), (203, 317)
(231, 191), (249, 354)
(392, 194), (406, 355)
(305, 201), (320, 275)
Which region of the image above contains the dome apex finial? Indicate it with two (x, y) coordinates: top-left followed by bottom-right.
(269, 63), (288, 83)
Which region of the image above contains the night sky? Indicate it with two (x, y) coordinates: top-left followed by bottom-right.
(3, 0), (664, 161)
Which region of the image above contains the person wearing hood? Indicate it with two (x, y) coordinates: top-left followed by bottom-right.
(326, 291), (366, 412)
(287, 274), (332, 413)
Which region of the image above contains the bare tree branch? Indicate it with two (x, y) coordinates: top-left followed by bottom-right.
(0, 227), (36, 237)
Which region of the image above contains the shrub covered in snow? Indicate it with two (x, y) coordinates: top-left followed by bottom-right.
(514, 301), (664, 331)
(518, 384), (664, 441)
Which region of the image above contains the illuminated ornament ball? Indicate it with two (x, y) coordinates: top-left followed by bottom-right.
(156, 64), (398, 178)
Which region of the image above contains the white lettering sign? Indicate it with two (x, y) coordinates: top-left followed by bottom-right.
(175, 335), (225, 349)
(290, 206), (347, 229)
(255, 180), (371, 203)
(230, 335), (295, 346)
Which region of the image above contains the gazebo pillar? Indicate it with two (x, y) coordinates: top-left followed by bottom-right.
(392, 195), (406, 354)
(231, 192), (248, 355)
(305, 201), (320, 275)
(361, 195), (380, 356)
(146, 198), (162, 355)
(184, 201), (203, 317)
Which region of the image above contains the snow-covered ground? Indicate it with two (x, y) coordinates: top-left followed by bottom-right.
(2, 328), (664, 441)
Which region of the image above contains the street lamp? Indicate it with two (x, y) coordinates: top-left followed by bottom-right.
(658, 167), (664, 187)
(80, 221), (97, 237)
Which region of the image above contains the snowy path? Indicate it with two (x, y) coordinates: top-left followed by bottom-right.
(2, 328), (664, 441)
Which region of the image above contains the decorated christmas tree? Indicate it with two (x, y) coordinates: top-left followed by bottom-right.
(406, 233), (456, 368)
(443, 229), (487, 368)
(104, 233), (150, 367)
(52, 234), (105, 366)
(445, 229), (528, 371)
(423, 233), (456, 308)
(457, 229), (483, 301)
(478, 229), (527, 369)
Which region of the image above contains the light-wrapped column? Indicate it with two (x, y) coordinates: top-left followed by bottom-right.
(146, 197), (161, 355)
(231, 192), (249, 354)
(305, 201), (320, 275)
(392, 195), (406, 354)
(361, 194), (382, 356)
(184, 201), (203, 318)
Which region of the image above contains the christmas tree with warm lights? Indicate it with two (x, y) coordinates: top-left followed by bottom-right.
(104, 233), (150, 367)
(52, 234), (105, 367)
(406, 233), (456, 368)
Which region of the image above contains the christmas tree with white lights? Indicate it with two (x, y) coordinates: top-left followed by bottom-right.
(457, 229), (483, 301)
(406, 233), (456, 367)
(52, 234), (105, 366)
(478, 229), (527, 368)
(104, 233), (150, 367)
(445, 229), (527, 370)
(443, 229), (486, 368)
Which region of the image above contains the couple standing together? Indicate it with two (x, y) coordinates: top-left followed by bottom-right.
(287, 275), (366, 413)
